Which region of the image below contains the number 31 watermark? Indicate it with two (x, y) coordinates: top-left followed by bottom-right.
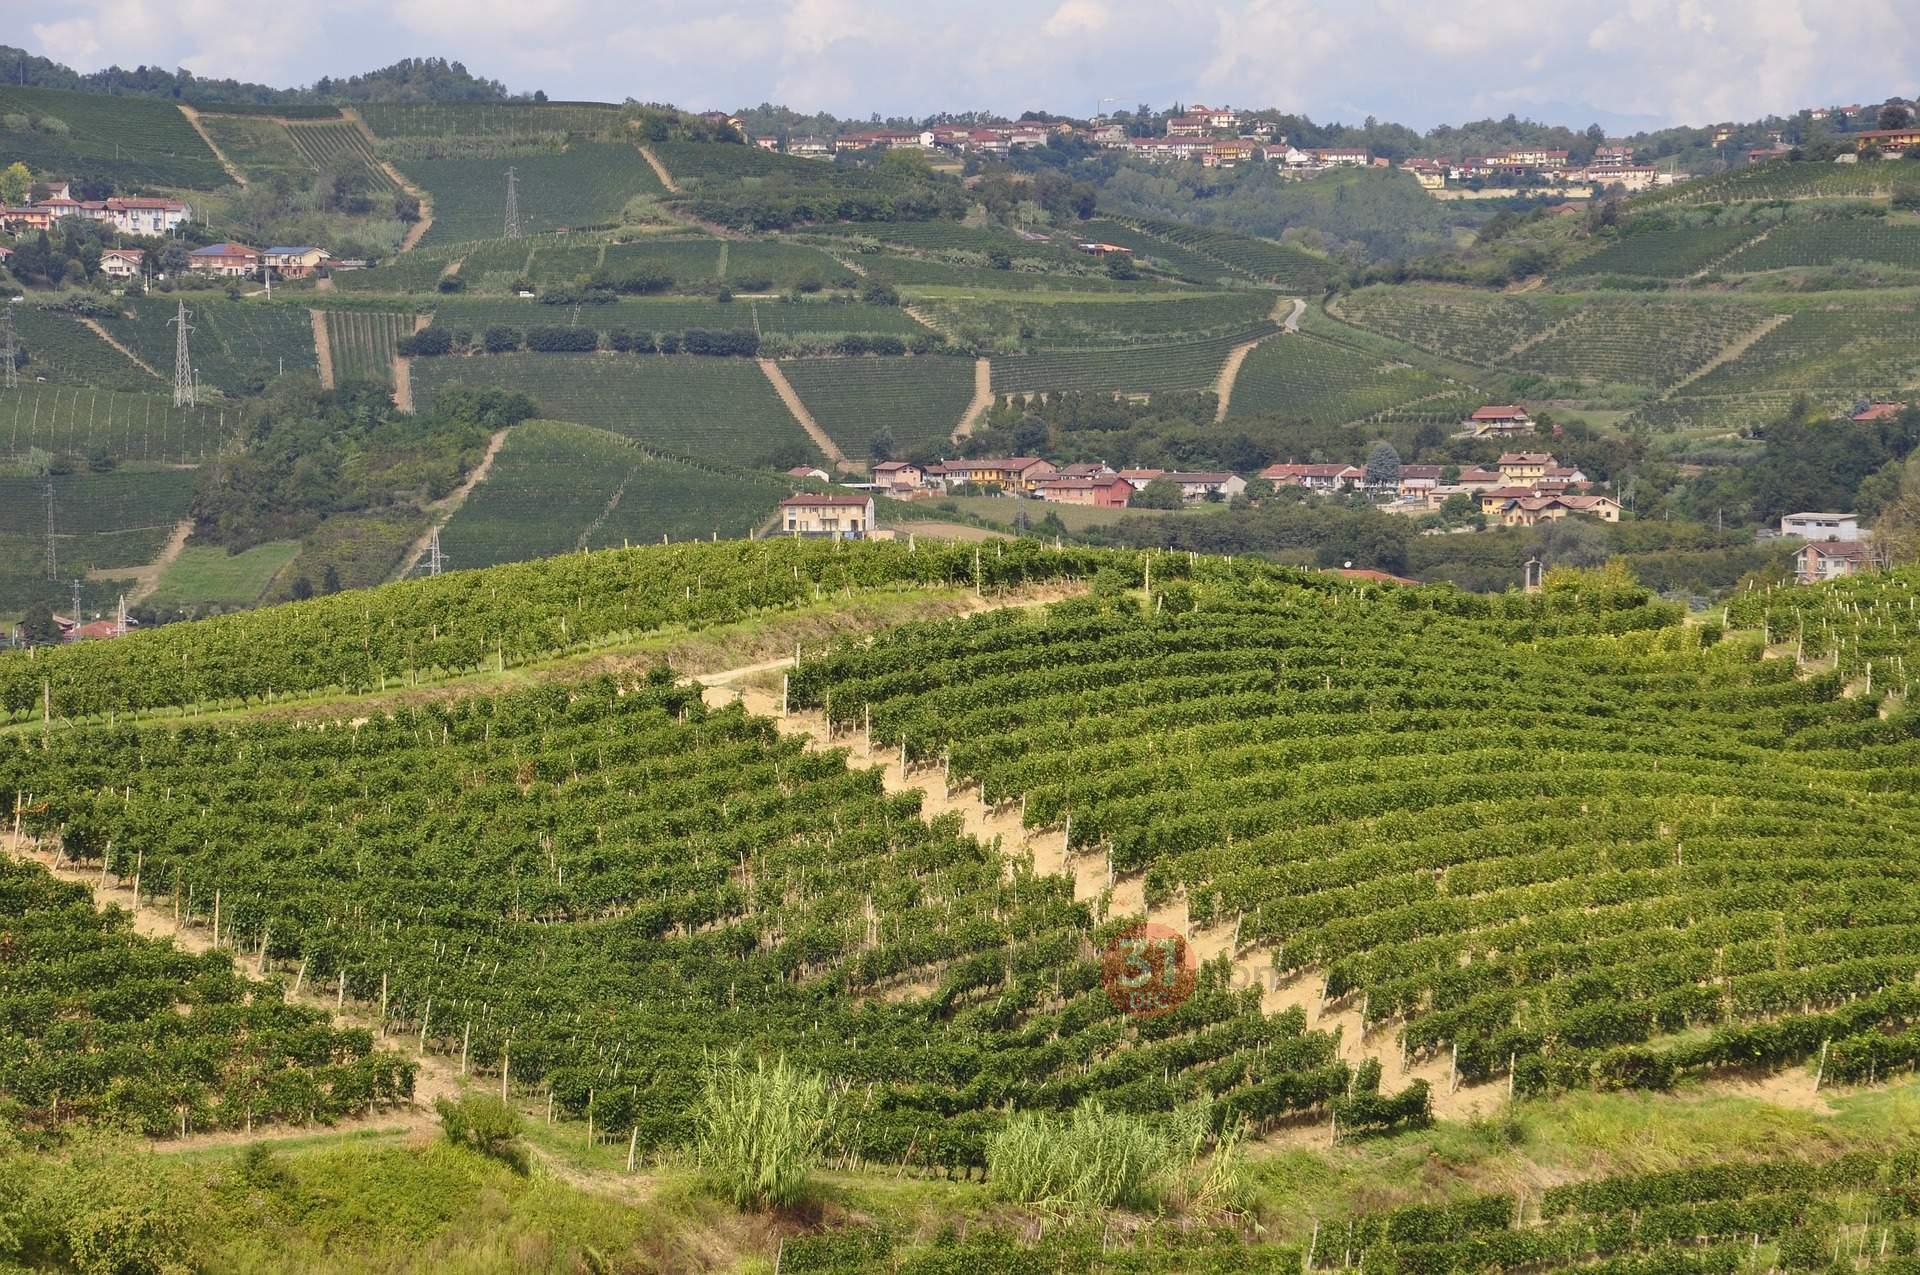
(1101, 922), (1197, 1018)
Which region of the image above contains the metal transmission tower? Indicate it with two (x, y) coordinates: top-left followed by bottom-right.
(2, 303), (17, 391)
(425, 526), (448, 577)
(503, 167), (522, 240)
(169, 301), (195, 407)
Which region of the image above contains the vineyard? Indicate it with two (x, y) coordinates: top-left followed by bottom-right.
(648, 141), (821, 187)
(1113, 218), (1335, 292)
(411, 353), (819, 465)
(723, 241), (859, 291)
(780, 356), (977, 457)
(356, 101), (627, 139)
(192, 113), (310, 181)
(99, 298), (318, 396)
(284, 120), (400, 191)
(1225, 333), (1455, 424)
(441, 420), (790, 566)
(1074, 220), (1250, 284)
(1507, 301), (1771, 390)
(1720, 219), (1920, 273)
(593, 239), (719, 286)
(1556, 226), (1760, 279)
(410, 144), (664, 246)
(859, 253), (1172, 293)
(328, 242), (468, 293)
(991, 328), (1272, 395)
(0, 467), (197, 537)
(1633, 158), (1906, 208)
(926, 293), (1279, 350)
(10, 304), (157, 392)
(0, 384), (235, 462)
(323, 310), (414, 385)
(1682, 304), (1920, 397)
(1334, 286), (1566, 367)
(0, 86), (228, 188)
(802, 221), (1069, 261)
(786, 563), (1920, 1104)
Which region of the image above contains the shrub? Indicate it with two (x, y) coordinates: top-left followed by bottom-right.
(681, 328), (758, 357)
(607, 328), (653, 353)
(986, 1101), (1248, 1217)
(398, 326), (453, 357)
(526, 325), (600, 352)
(436, 275), (465, 294)
(483, 325), (521, 353)
(434, 1093), (529, 1174)
(694, 1050), (839, 1212)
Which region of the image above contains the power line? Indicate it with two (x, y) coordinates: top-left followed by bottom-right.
(504, 166), (521, 240)
(169, 301), (195, 407)
(426, 526), (448, 577)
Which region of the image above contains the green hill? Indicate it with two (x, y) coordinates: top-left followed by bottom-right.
(0, 84), (228, 188)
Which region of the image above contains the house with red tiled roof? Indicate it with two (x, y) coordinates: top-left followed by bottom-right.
(1796, 539), (1872, 584)
(1034, 475), (1133, 508)
(189, 242), (261, 277)
(1465, 405), (1535, 438)
(1260, 462), (1362, 491)
(1852, 401), (1907, 423)
(98, 247), (144, 280)
(870, 461), (925, 493)
(1497, 452), (1556, 484)
(779, 493), (875, 538)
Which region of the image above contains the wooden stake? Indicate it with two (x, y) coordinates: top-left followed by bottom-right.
(626, 1126), (639, 1171)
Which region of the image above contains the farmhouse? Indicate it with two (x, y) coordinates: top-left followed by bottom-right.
(1854, 127), (1920, 155)
(1780, 512), (1861, 541)
(1497, 452), (1556, 484)
(189, 242), (262, 276)
(1117, 468), (1166, 490)
(1496, 494), (1621, 527)
(779, 493), (876, 538)
(263, 246), (331, 278)
(1033, 475), (1132, 507)
(1260, 462), (1362, 491)
(1796, 539), (1872, 584)
(1396, 465), (1444, 498)
(1060, 462), (1118, 479)
(1852, 401), (1907, 422)
(1163, 472), (1247, 502)
(98, 247), (144, 280)
(1465, 405), (1535, 438)
(784, 466), (831, 482)
(103, 197), (191, 235)
(869, 461), (924, 493)
(1453, 466), (1505, 492)
(935, 457), (1058, 492)
(0, 207), (55, 233)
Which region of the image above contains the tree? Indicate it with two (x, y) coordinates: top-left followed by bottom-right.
(0, 161), (29, 207)
(1529, 514), (1611, 568)
(18, 602), (58, 645)
(1365, 440), (1402, 489)
(1133, 478), (1185, 510)
(290, 575), (314, 601)
(1879, 103), (1913, 131)
(321, 563), (342, 594)
(435, 1093), (528, 1174)
(869, 425), (897, 463)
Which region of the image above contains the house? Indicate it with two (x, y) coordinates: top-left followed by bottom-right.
(1852, 401), (1907, 422)
(0, 207), (55, 233)
(1780, 512), (1861, 541)
(1076, 241), (1134, 257)
(1479, 486), (1539, 517)
(1165, 113), (1213, 138)
(784, 465), (831, 482)
(936, 456), (1058, 492)
(263, 246), (331, 278)
(1332, 568), (1419, 586)
(1465, 405), (1535, 437)
(1260, 462), (1362, 491)
(1497, 452), (1556, 484)
(1117, 468), (1166, 490)
(189, 242), (262, 276)
(98, 247), (144, 280)
(1796, 539), (1872, 584)
(1163, 471), (1246, 502)
(1854, 127), (1920, 156)
(1454, 466), (1504, 492)
(1033, 475), (1133, 507)
(1312, 148), (1370, 167)
(1541, 465), (1589, 486)
(1498, 494), (1621, 527)
(1403, 158), (1448, 189)
(103, 196), (191, 235)
(1396, 465), (1444, 498)
(870, 461), (924, 493)
(1060, 461), (1117, 479)
(787, 137), (833, 159)
(1582, 165), (1660, 192)
(1594, 145), (1634, 164)
(1205, 138), (1258, 167)
(1554, 494), (1620, 522)
(779, 493), (876, 538)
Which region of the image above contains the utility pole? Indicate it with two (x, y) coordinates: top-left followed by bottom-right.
(116, 593), (127, 637)
(503, 167), (521, 240)
(2, 301), (17, 391)
(169, 301), (195, 407)
(43, 472), (56, 582)
(70, 579), (81, 624)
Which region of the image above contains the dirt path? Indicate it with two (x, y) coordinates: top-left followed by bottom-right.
(391, 426), (512, 580)
(177, 103), (248, 187)
(77, 317), (162, 381)
(952, 357), (993, 442)
(902, 305), (949, 338)
(85, 519), (194, 603)
(638, 145), (681, 194)
(1212, 336), (1262, 421)
(1, 831), (463, 1148)
(1281, 296), (1305, 332)
(310, 310), (335, 389)
(1661, 313), (1791, 400)
(339, 107), (435, 252)
(758, 358), (855, 472)
(392, 315), (429, 411)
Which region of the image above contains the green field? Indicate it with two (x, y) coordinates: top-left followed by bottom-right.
(11, 304), (157, 391)
(357, 101), (627, 139)
(802, 220), (1070, 260)
(98, 298), (318, 395)
(1635, 157), (1906, 208)
(410, 143), (664, 246)
(723, 240), (858, 290)
(859, 251), (1179, 293)
(192, 113), (308, 181)
(928, 292), (1278, 350)
(1684, 303), (1920, 397)
(1335, 286), (1566, 367)
(1117, 217), (1336, 291)
(0, 85), (228, 188)
(1558, 225), (1760, 279)
(1508, 300), (1771, 389)
(412, 353), (820, 465)
(781, 355), (976, 457)
(991, 328), (1271, 395)
(145, 540), (301, 610)
(422, 295), (920, 339)
(0, 466), (197, 611)
(323, 310), (413, 385)
(284, 120), (399, 191)
(441, 419), (788, 566)
(1074, 219), (1251, 284)
(1226, 332), (1454, 423)
(1721, 218), (1920, 273)
(0, 384), (235, 461)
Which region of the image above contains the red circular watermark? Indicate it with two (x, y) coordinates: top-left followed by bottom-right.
(1101, 922), (1197, 1018)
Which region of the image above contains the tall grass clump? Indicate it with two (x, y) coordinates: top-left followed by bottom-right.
(693, 1050), (840, 1211)
(986, 1101), (1251, 1218)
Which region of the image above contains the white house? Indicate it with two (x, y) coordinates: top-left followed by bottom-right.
(1780, 512), (1861, 541)
(780, 493), (876, 538)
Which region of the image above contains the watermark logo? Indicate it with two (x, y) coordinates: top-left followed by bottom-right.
(1101, 922), (1196, 1018)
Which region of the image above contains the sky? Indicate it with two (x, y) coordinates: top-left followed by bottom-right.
(20, 0), (1919, 134)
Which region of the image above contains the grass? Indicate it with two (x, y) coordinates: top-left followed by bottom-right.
(146, 541), (301, 610)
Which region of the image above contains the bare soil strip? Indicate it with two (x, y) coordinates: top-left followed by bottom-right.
(637, 145), (681, 194)
(338, 107), (435, 252)
(310, 310), (335, 389)
(392, 315), (429, 411)
(78, 317), (162, 381)
(176, 103), (248, 186)
(758, 358), (855, 471)
(390, 426), (512, 580)
(952, 357), (993, 442)
(1661, 313), (1792, 400)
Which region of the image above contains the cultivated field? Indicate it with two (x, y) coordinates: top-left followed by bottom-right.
(0, 384), (234, 461)
(324, 310), (415, 385)
(780, 355), (977, 457)
(410, 143), (664, 246)
(1225, 332), (1454, 423)
(0, 85), (228, 188)
(99, 298), (318, 395)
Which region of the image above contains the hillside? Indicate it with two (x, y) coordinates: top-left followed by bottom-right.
(5, 542), (1920, 1270)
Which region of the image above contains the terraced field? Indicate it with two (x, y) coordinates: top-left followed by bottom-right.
(1335, 286), (1565, 366)
(0, 384), (234, 461)
(802, 220), (1069, 261)
(324, 310), (415, 385)
(929, 293), (1278, 350)
(992, 328), (1272, 395)
(780, 355), (976, 457)
(1508, 301), (1771, 389)
(0, 85), (227, 188)
(99, 299), (318, 396)
(412, 353), (820, 465)
(410, 143), (664, 246)
(10, 304), (157, 391)
(596, 238), (722, 286)
(1226, 333), (1454, 423)
(285, 120), (399, 191)
(1720, 218), (1920, 273)
(1557, 225), (1760, 278)
(723, 241), (858, 290)
(441, 419), (789, 566)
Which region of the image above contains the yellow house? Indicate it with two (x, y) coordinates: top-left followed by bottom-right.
(1497, 452), (1555, 485)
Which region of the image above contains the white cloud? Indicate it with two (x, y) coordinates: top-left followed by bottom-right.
(1043, 0), (1111, 38)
